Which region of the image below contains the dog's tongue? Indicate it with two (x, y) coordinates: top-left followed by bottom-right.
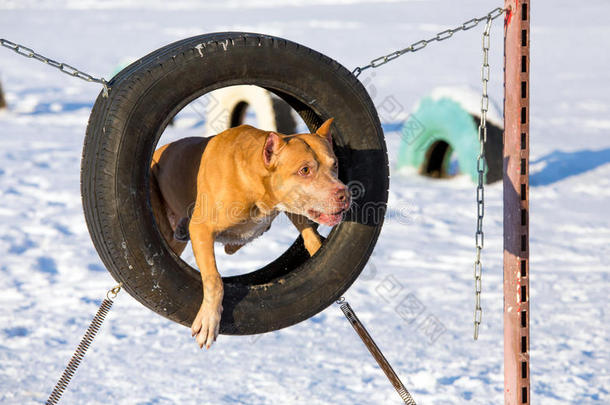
(318, 212), (343, 227)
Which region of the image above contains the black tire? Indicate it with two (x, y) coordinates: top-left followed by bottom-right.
(81, 32), (388, 335)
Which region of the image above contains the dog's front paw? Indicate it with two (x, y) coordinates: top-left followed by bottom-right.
(191, 301), (223, 349)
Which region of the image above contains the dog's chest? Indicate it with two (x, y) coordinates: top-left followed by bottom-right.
(215, 212), (278, 246)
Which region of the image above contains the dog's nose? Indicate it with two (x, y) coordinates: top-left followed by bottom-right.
(334, 186), (350, 206)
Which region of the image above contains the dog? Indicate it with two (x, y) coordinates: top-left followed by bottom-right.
(150, 118), (350, 349)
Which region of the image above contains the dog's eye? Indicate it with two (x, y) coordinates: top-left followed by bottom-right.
(298, 166), (311, 176)
(333, 160), (338, 170)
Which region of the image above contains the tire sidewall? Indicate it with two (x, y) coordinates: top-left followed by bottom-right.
(82, 33), (388, 334)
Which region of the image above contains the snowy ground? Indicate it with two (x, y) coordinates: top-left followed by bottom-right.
(1, 0), (609, 404)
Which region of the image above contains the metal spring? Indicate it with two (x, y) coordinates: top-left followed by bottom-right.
(397, 387), (417, 405)
(340, 302), (417, 405)
(46, 298), (114, 405)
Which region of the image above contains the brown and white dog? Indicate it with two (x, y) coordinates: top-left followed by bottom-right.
(150, 118), (350, 349)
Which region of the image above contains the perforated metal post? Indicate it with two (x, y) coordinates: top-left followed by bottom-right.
(503, 1), (530, 404)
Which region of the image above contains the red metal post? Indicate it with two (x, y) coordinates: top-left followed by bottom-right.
(504, 0), (530, 404)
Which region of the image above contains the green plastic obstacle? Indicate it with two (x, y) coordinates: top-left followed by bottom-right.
(398, 94), (502, 183)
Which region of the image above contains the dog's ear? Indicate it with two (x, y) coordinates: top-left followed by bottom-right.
(316, 118), (334, 145)
(263, 132), (284, 168)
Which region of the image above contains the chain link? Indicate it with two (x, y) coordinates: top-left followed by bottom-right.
(0, 38), (109, 97)
(351, 7), (505, 77)
(473, 14), (497, 341)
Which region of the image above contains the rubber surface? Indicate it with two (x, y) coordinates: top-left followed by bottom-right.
(81, 32), (388, 335)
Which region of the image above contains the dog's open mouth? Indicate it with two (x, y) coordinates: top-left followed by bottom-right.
(308, 208), (346, 227)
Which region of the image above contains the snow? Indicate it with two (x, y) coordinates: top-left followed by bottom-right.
(1, 0), (609, 404)
(426, 86), (503, 127)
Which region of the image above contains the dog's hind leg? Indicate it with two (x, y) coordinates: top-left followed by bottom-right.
(174, 217), (191, 242)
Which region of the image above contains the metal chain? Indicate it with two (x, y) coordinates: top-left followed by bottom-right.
(0, 38), (109, 97)
(473, 14), (498, 341)
(349, 7), (505, 339)
(351, 7), (505, 77)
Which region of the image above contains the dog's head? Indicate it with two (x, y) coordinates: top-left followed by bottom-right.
(262, 118), (350, 226)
